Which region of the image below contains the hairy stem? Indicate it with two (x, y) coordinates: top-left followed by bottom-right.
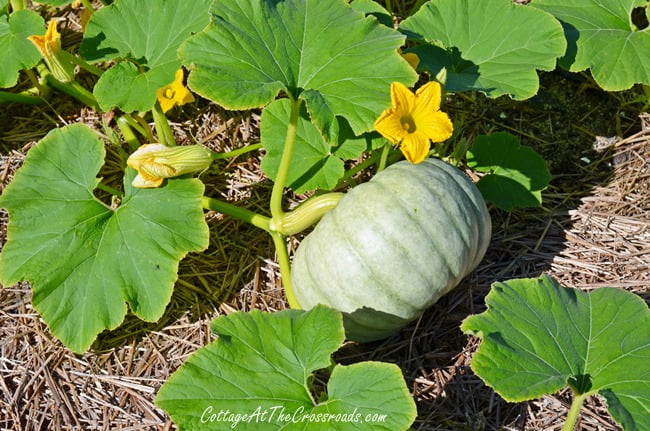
(270, 192), (343, 236)
(37, 63), (99, 110)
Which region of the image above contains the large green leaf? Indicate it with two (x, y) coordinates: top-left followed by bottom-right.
(260, 99), (366, 193)
(531, 0), (650, 91)
(156, 305), (417, 430)
(32, 0), (74, 6)
(400, 0), (566, 100)
(0, 124), (209, 353)
(80, 0), (212, 112)
(466, 132), (551, 210)
(179, 0), (417, 135)
(0, 10), (44, 88)
(462, 275), (650, 430)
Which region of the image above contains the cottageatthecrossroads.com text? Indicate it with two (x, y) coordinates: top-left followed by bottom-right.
(201, 405), (389, 428)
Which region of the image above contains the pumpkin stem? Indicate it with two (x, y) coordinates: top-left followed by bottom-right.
(270, 192), (344, 236)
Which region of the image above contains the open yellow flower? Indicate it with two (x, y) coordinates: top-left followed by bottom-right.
(28, 20), (74, 82)
(127, 144), (213, 188)
(374, 81), (453, 164)
(156, 69), (195, 113)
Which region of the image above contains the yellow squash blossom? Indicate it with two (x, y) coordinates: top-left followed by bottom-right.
(28, 20), (74, 82)
(374, 81), (453, 164)
(156, 69), (195, 113)
(127, 144), (213, 188)
(401, 52), (420, 70)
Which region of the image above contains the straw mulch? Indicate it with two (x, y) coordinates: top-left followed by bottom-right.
(1, 93), (648, 431)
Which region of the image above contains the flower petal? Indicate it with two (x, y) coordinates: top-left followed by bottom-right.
(400, 133), (430, 164)
(415, 110), (454, 143)
(390, 81), (416, 115)
(414, 81), (442, 114)
(374, 108), (407, 144)
(132, 173), (164, 188)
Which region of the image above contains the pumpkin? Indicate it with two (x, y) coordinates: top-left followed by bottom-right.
(291, 158), (491, 341)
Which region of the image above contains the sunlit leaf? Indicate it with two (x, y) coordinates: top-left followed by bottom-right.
(462, 275), (650, 430)
(80, 0), (212, 112)
(180, 0), (416, 136)
(531, 0), (650, 91)
(156, 305), (417, 430)
(0, 124), (209, 353)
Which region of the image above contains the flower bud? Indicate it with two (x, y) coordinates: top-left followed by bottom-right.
(127, 144), (213, 188)
(28, 20), (75, 83)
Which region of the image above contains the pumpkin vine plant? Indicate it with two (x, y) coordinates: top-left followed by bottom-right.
(0, 0), (558, 355)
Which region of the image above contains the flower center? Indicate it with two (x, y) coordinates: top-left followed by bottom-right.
(400, 115), (416, 133)
(164, 88), (176, 99)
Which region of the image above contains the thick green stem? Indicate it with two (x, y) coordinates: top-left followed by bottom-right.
(117, 116), (141, 151)
(0, 90), (44, 104)
(562, 393), (588, 431)
(96, 182), (122, 196)
(271, 231), (300, 309)
(37, 63), (99, 110)
(377, 141), (391, 173)
(212, 142), (263, 160)
(270, 97), (301, 219)
(270, 193), (344, 236)
(123, 112), (155, 143)
(9, 0), (26, 11)
(152, 101), (176, 146)
(202, 197), (271, 232)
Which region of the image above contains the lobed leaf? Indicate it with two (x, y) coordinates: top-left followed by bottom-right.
(531, 0), (650, 91)
(466, 132), (551, 210)
(0, 124), (209, 353)
(400, 0), (566, 100)
(462, 275), (650, 430)
(80, 0), (212, 112)
(0, 10), (44, 88)
(156, 305), (417, 430)
(179, 0), (417, 136)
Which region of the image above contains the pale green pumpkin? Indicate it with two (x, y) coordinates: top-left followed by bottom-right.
(291, 158), (491, 341)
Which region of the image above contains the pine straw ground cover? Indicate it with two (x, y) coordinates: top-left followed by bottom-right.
(1, 76), (649, 429)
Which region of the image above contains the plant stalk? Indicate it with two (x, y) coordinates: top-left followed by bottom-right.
(270, 192), (343, 236)
(116, 116), (141, 151)
(9, 0), (26, 11)
(562, 393), (588, 431)
(0, 90), (44, 104)
(37, 63), (99, 110)
(202, 196), (271, 233)
(152, 101), (176, 146)
(212, 142), (263, 160)
(270, 97), (301, 219)
(271, 231), (300, 309)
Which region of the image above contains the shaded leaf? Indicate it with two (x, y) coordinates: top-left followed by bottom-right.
(0, 10), (43, 88)
(467, 132), (551, 210)
(400, 0), (566, 99)
(462, 275), (650, 430)
(156, 305), (417, 430)
(0, 124), (209, 353)
(32, 0), (74, 6)
(531, 0), (650, 90)
(80, 0), (212, 111)
(180, 0), (416, 135)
